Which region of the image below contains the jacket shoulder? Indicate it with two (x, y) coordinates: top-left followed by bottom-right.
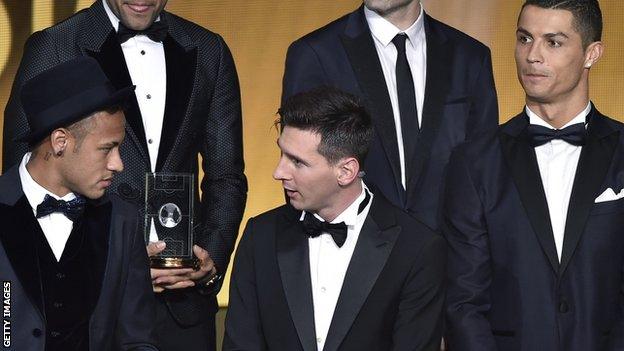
(426, 14), (491, 55)
(36, 7), (91, 38)
(290, 10), (352, 48)
(107, 194), (139, 219)
(165, 12), (226, 47)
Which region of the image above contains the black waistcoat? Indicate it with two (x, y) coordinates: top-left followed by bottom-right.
(32, 202), (110, 351)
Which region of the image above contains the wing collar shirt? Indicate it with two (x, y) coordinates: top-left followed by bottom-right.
(527, 101), (590, 261)
(103, 0), (166, 173)
(300, 181), (373, 350)
(365, 3), (426, 189)
(104, 1), (166, 241)
(19, 152), (77, 261)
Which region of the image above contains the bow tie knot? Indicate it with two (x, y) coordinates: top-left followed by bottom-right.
(526, 122), (587, 147)
(300, 189), (372, 248)
(302, 214), (348, 247)
(36, 194), (86, 222)
(117, 20), (168, 44)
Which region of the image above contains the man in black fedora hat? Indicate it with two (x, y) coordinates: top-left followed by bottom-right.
(3, 2), (248, 347)
(0, 56), (158, 351)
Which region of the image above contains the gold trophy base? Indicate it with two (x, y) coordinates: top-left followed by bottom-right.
(151, 257), (200, 270)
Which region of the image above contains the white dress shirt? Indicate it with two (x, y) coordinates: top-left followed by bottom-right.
(104, 1), (166, 241)
(18, 153), (77, 261)
(300, 182), (373, 350)
(528, 102), (591, 261)
(365, 3), (426, 189)
(103, 0), (166, 173)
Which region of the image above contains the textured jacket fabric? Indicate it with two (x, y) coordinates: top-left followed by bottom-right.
(3, 0), (247, 327)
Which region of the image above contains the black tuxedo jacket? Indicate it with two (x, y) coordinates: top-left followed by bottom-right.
(3, 0), (247, 325)
(282, 6), (498, 230)
(223, 193), (446, 351)
(0, 166), (157, 351)
(443, 107), (624, 351)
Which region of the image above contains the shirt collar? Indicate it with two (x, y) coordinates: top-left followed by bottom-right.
(364, 2), (425, 47)
(102, 0), (160, 32)
(526, 101), (591, 129)
(18, 152), (76, 215)
(299, 181), (373, 227)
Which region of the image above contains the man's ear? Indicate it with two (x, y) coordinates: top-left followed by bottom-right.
(336, 157), (360, 187)
(49, 128), (69, 156)
(584, 41), (604, 69)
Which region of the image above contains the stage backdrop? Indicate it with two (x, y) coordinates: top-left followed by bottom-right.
(1, 0), (623, 306)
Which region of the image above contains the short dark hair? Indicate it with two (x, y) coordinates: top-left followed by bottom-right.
(277, 87), (373, 165)
(29, 104), (125, 152)
(521, 0), (602, 48)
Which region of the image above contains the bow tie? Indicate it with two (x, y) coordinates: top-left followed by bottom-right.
(302, 214), (349, 247)
(301, 189), (371, 248)
(117, 20), (168, 43)
(36, 194), (86, 222)
(526, 122), (587, 147)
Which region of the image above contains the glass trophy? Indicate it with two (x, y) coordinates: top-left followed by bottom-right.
(144, 172), (198, 269)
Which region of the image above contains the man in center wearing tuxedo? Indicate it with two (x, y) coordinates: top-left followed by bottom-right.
(282, 0), (498, 231)
(223, 87), (446, 351)
(443, 1), (624, 350)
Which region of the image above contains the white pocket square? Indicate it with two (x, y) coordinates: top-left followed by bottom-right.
(595, 187), (624, 203)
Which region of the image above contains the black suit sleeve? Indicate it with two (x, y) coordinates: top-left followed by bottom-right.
(223, 217), (268, 351)
(392, 234), (446, 351)
(442, 150), (497, 351)
(197, 35), (247, 282)
(467, 47), (498, 139)
(3, 30), (57, 171)
(281, 39), (328, 103)
(117, 214), (159, 351)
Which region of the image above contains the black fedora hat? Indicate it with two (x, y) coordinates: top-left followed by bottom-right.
(17, 56), (135, 143)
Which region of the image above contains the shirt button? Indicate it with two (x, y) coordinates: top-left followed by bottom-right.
(146, 94), (152, 99)
(320, 287), (326, 293)
(559, 300), (569, 313)
(317, 337), (322, 343)
(56, 272), (65, 279)
(53, 302), (63, 308)
(140, 50), (145, 55)
(148, 138), (153, 144)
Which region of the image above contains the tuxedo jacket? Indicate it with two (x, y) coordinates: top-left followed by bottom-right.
(0, 166), (157, 351)
(3, 0), (247, 325)
(223, 193), (446, 351)
(442, 107), (624, 351)
(282, 6), (498, 230)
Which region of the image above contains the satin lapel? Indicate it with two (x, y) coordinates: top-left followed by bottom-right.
(500, 114), (559, 274)
(340, 8), (403, 193)
(83, 199), (112, 310)
(406, 14), (452, 201)
(90, 198), (124, 336)
(87, 34), (150, 165)
(0, 197), (45, 318)
(276, 209), (317, 351)
(559, 110), (619, 276)
(322, 196), (400, 351)
(155, 36), (197, 171)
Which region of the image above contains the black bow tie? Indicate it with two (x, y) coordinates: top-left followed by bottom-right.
(301, 190), (371, 248)
(117, 20), (168, 43)
(526, 122), (587, 147)
(36, 194), (86, 222)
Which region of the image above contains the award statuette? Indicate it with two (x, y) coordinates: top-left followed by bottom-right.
(145, 173), (198, 269)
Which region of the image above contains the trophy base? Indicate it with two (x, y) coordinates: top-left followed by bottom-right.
(151, 257), (200, 270)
